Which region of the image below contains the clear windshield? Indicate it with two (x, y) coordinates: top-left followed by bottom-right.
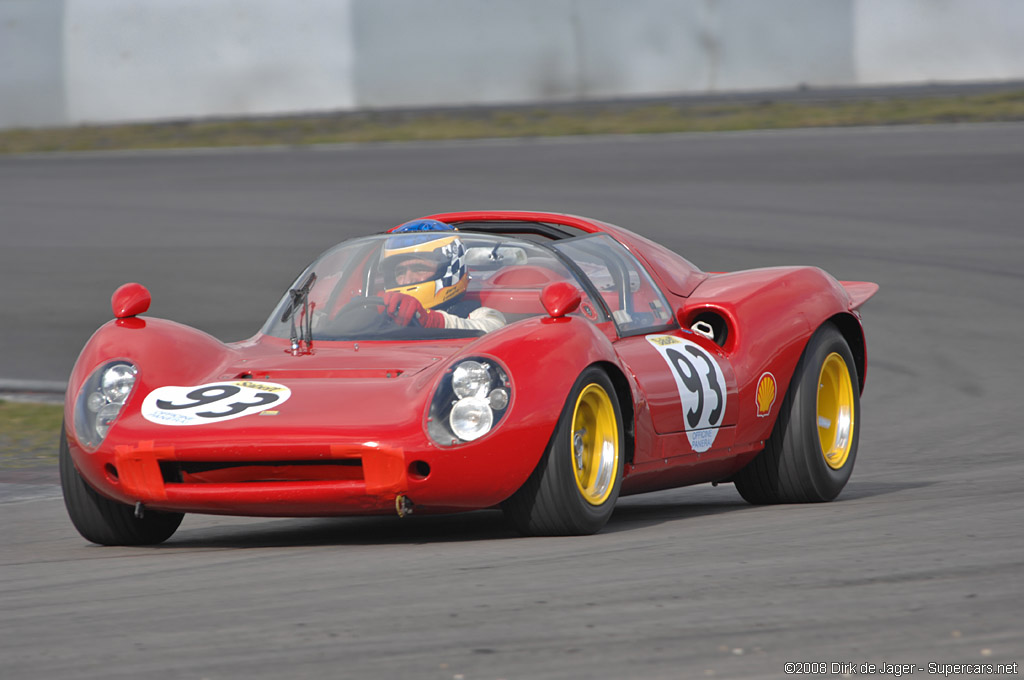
(262, 233), (609, 342)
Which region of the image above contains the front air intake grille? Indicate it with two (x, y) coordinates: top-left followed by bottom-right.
(160, 460), (363, 484)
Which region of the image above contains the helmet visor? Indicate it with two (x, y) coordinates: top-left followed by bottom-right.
(383, 253), (447, 287)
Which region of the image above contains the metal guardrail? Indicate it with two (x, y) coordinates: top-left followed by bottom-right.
(0, 379), (67, 394)
(0, 380), (66, 404)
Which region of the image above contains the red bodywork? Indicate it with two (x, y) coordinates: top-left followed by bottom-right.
(64, 211), (876, 518)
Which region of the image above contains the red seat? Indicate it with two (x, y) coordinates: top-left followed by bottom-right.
(488, 265), (565, 287)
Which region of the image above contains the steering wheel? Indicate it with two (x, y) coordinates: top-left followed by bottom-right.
(322, 295), (485, 340)
(329, 296), (394, 334)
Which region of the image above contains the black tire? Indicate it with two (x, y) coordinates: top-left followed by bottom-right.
(734, 323), (860, 504)
(59, 423), (183, 545)
(503, 367), (625, 535)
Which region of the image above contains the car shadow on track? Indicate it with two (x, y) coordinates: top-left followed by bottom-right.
(154, 481), (924, 548)
(158, 490), (742, 548)
(604, 500), (746, 534)
(160, 502), (743, 548)
(161, 510), (519, 549)
(604, 480), (930, 533)
(832, 479), (934, 500)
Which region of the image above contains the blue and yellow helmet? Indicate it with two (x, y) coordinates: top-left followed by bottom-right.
(382, 221), (468, 309)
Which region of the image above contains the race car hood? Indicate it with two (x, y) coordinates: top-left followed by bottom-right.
(224, 335), (462, 382)
(93, 332), (476, 454)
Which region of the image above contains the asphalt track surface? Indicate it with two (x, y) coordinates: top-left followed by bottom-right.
(2, 124), (1022, 679)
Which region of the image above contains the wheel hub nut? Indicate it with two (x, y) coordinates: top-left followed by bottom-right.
(573, 429), (586, 470)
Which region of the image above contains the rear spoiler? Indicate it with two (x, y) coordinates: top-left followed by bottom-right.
(840, 281), (879, 310)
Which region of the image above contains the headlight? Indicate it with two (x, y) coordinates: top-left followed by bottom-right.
(487, 387), (509, 411)
(449, 397), (493, 441)
(74, 361), (137, 449)
(429, 358), (511, 446)
(101, 364), (136, 402)
(452, 361), (490, 399)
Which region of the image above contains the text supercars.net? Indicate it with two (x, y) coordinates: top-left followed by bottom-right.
(783, 662), (1019, 677)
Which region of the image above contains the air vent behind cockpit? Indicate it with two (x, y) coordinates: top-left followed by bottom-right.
(686, 310), (730, 349)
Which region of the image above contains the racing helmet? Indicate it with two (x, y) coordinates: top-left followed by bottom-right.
(382, 221), (468, 309)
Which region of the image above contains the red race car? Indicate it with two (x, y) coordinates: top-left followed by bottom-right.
(61, 211), (877, 544)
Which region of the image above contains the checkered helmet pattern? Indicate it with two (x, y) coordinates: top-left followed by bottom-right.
(436, 240), (466, 294)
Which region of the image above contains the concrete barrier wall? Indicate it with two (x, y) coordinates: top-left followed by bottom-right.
(0, 0), (66, 126)
(352, 0), (580, 107)
(855, 0), (1024, 84)
(2, 0), (1023, 129)
(64, 0), (355, 124)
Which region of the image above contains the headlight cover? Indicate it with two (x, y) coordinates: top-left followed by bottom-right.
(429, 358), (511, 445)
(74, 360), (137, 450)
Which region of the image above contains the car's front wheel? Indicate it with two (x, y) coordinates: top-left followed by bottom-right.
(60, 424), (183, 545)
(734, 323), (860, 503)
(503, 367), (624, 535)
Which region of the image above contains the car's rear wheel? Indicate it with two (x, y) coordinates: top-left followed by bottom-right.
(734, 323), (860, 504)
(60, 424), (183, 545)
(503, 367), (624, 535)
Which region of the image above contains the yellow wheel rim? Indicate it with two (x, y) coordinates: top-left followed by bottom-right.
(570, 384), (620, 506)
(817, 352), (855, 470)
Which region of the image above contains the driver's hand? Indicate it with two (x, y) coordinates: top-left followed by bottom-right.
(382, 292), (446, 328)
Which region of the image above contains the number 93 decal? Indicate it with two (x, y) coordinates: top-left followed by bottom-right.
(141, 381), (291, 426)
(646, 335), (727, 453)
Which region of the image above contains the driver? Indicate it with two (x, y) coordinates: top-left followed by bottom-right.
(380, 220), (506, 333)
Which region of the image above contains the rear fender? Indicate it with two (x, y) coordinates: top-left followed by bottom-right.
(686, 267), (870, 450)
(829, 312), (868, 392)
(840, 281), (879, 310)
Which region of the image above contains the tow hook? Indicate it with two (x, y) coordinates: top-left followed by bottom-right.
(134, 502), (145, 519)
(395, 495), (414, 518)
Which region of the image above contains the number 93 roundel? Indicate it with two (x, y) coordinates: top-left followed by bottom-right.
(646, 335), (727, 453)
(141, 380), (291, 426)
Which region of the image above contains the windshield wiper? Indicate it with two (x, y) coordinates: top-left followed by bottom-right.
(283, 272), (316, 355)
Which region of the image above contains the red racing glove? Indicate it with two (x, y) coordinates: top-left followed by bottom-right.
(382, 292), (446, 328)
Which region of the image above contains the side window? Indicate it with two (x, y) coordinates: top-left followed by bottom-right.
(463, 237), (607, 324)
(555, 235), (674, 334)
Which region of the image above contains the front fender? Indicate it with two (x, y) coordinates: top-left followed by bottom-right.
(65, 316), (239, 429)
(475, 315), (620, 427)
(409, 316), (623, 502)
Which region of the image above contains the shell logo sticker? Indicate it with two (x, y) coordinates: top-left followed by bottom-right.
(646, 334), (727, 453)
(141, 380), (291, 426)
(756, 372), (777, 418)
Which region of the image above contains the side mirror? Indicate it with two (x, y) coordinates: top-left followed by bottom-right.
(540, 282), (582, 319)
(111, 283), (151, 319)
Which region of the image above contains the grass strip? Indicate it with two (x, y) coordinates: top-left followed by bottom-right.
(0, 400), (64, 470)
(3, 89), (1024, 154)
